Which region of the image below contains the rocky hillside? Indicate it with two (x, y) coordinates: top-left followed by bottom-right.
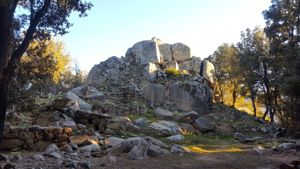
(1, 38), (299, 169)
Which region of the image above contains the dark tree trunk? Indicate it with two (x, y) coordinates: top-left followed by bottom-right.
(0, 4), (11, 141)
(250, 88), (256, 117)
(0, 79), (8, 141)
(232, 83), (237, 108)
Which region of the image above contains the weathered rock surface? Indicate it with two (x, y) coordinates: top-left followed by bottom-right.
(171, 43), (192, 63)
(192, 117), (214, 133)
(154, 108), (174, 120)
(143, 83), (166, 107)
(201, 60), (215, 85)
(71, 86), (105, 101)
(169, 78), (211, 113)
(131, 40), (161, 65)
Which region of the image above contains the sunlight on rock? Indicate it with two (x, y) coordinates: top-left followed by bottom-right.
(185, 146), (242, 153)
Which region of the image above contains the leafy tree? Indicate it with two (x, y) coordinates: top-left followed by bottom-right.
(238, 27), (273, 119)
(9, 38), (72, 108)
(210, 43), (242, 107)
(263, 0), (300, 129)
(0, 0), (92, 140)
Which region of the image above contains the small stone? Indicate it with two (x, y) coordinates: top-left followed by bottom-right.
(79, 143), (101, 152)
(77, 161), (92, 169)
(48, 152), (63, 159)
(128, 146), (148, 160)
(133, 118), (148, 128)
(32, 154), (45, 161)
(166, 134), (185, 142)
(170, 144), (189, 154)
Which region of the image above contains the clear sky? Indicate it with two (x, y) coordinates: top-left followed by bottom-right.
(60, 0), (271, 72)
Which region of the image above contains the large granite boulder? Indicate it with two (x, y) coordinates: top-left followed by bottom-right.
(169, 78), (211, 114)
(171, 43), (191, 63)
(143, 63), (159, 81)
(131, 40), (161, 65)
(201, 60), (215, 85)
(142, 83), (166, 107)
(158, 43), (172, 63)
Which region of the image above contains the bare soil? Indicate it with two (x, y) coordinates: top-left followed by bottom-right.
(1, 148), (298, 169)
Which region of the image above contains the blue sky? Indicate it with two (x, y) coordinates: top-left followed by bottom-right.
(60, 0), (271, 71)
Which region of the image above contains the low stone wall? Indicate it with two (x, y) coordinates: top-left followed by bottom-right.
(1, 125), (73, 150)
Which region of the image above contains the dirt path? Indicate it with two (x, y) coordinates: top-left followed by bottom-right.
(94, 150), (298, 169)
(1, 147), (299, 169)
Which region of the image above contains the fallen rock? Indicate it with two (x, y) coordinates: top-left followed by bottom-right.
(69, 135), (90, 146)
(192, 117), (214, 133)
(79, 143), (101, 153)
(170, 144), (189, 153)
(66, 91), (92, 113)
(180, 123), (196, 135)
(147, 144), (166, 157)
(149, 120), (182, 136)
(233, 132), (254, 143)
(179, 111), (199, 123)
(144, 136), (168, 149)
(133, 117), (148, 128)
(126, 122), (141, 132)
(77, 161), (92, 169)
(154, 108), (174, 120)
(128, 145), (148, 160)
(120, 137), (149, 153)
(32, 154), (45, 161)
(107, 137), (125, 147)
(71, 86), (105, 101)
(167, 134), (185, 142)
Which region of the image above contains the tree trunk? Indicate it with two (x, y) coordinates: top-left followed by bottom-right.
(232, 83), (237, 108)
(250, 88), (256, 117)
(0, 79), (8, 141)
(0, 4), (11, 141)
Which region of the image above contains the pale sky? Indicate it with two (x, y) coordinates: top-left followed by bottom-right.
(60, 0), (271, 72)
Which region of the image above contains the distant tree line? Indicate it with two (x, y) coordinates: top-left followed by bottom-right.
(209, 0), (300, 132)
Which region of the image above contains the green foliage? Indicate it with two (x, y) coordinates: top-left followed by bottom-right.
(165, 68), (191, 78)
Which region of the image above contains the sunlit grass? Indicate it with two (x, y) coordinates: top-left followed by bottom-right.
(185, 145), (242, 153)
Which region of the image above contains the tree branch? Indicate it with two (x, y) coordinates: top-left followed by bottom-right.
(7, 0), (51, 75)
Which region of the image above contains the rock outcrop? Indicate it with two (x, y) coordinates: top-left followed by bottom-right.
(86, 38), (213, 115)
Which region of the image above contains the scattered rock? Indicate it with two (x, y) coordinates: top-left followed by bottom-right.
(154, 108), (174, 120)
(167, 134), (185, 142)
(128, 145), (148, 160)
(179, 111), (199, 123)
(32, 154), (45, 161)
(126, 122), (141, 132)
(170, 144), (189, 153)
(71, 86), (106, 101)
(144, 136), (168, 149)
(120, 137), (149, 153)
(79, 143), (101, 153)
(69, 135), (89, 146)
(133, 117), (148, 128)
(192, 117), (214, 133)
(107, 137), (125, 147)
(180, 123), (196, 134)
(147, 144), (166, 157)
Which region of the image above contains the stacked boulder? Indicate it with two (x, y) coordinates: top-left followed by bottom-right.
(86, 38), (214, 114)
